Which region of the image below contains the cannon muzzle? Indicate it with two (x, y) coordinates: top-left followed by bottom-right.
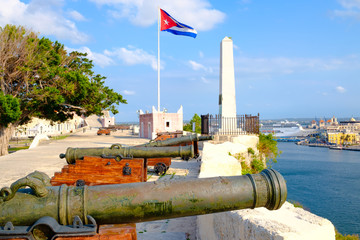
(140, 135), (214, 147)
(0, 169), (287, 226)
(60, 144), (194, 164)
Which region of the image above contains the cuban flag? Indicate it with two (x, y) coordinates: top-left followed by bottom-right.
(160, 9), (197, 38)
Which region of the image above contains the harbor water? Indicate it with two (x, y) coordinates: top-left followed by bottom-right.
(273, 142), (360, 236)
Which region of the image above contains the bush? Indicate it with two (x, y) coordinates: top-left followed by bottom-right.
(251, 156), (264, 173)
(231, 133), (281, 175)
(258, 133), (281, 167)
(247, 147), (255, 155)
(336, 229), (359, 240)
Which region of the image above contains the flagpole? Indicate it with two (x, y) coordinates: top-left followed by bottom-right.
(157, 7), (160, 112)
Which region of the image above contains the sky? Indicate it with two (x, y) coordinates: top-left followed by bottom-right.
(1, 0), (360, 122)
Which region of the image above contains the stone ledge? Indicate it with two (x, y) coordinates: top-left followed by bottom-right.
(197, 139), (335, 240)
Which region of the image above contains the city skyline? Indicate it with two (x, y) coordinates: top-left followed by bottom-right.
(1, 0), (360, 121)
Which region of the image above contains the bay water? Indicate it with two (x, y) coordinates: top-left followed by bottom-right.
(273, 142), (360, 235)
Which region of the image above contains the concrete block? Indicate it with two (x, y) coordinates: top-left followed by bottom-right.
(29, 134), (49, 149)
(199, 142), (245, 178)
(138, 232), (186, 240)
(213, 202), (335, 240)
(231, 135), (259, 150)
(197, 139), (336, 240)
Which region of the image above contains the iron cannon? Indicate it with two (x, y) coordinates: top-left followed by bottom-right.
(0, 169), (287, 228)
(139, 134), (214, 160)
(59, 144), (194, 164)
(139, 135), (214, 147)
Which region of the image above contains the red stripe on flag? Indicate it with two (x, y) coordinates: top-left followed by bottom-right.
(160, 9), (177, 31)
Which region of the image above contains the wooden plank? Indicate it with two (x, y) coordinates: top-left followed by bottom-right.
(5, 223), (138, 240)
(147, 157), (171, 168)
(51, 157), (146, 186)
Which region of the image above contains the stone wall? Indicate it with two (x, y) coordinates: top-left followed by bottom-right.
(197, 136), (335, 240)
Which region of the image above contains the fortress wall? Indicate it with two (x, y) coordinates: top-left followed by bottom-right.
(197, 136), (335, 240)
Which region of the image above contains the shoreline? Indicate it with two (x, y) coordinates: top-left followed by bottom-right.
(296, 142), (360, 151)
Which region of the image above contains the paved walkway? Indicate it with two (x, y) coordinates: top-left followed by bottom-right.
(0, 129), (148, 188)
(0, 129), (200, 240)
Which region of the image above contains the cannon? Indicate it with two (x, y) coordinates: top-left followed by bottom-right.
(0, 169), (286, 232)
(140, 135), (214, 147)
(139, 134), (214, 160)
(59, 144), (194, 165)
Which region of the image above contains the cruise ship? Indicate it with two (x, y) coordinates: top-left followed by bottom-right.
(261, 120), (316, 138)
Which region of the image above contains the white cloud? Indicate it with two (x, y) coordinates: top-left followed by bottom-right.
(188, 60), (214, 74)
(333, 0), (360, 19)
(336, 86), (347, 93)
(122, 90), (136, 95)
(68, 10), (87, 21)
(234, 55), (358, 75)
(104, 46), (158, 70)
(65, 46), (114, 68)
(338, 0), (360, 9)
(0, 0), (88, 43)
(189, 60), (207, 71)
(66, 45), (161, 69)
(201, 76), (210, 84)
(88, 0), (225, 31)
(333, 9), (360, 19)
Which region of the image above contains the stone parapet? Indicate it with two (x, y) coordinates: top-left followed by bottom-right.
(197, 138), (335, 240)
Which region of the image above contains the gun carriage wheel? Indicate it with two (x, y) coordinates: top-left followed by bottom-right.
(154, 162), (167, 175)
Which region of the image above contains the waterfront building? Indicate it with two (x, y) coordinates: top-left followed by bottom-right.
(327, 132), (357, 145)
(309, 116), (339, 130)
(330, 116), (338, 125)
(338, 118), (360, 132)
(326, 125), (340, 132)
(310, 120), (317, 129)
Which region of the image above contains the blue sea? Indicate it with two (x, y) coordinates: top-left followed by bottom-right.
(273, 142), (360, 236)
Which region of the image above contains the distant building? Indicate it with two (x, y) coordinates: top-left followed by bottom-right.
(138, 106), (183, 139)
(309, 120), (317, 129)
(12, 110), (114, 139)
(13, 114), (85, 139)
(330, 116), (338, 125)
(326, 124), (339, 132)
(319, 119), (325, 128)
(99, 110), (115, 128)
(327, 132), (357, 145)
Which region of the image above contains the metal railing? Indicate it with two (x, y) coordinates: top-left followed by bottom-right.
(201, 114), (260, 135)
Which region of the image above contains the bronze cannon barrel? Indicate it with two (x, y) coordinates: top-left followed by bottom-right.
(0, 169), (287, 226)
(140, 135), (214, 147)
(59, 144), (194, 164)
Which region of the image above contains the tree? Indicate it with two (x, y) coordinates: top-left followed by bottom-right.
(0, 24), (127, 155)
(343, 134), (351, 146)
(183, 113), (201, 133)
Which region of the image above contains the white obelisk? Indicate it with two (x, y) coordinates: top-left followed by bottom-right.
(219, 37), (237, 118)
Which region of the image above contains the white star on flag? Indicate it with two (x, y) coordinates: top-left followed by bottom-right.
(164, 19), (169, 25)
